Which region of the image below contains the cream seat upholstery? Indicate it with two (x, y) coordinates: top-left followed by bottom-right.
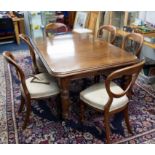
(3, 51), (61, 129)
(23, 73), (60, 99)
(79, 60), (145, 143)
(80, 81), (129, 112)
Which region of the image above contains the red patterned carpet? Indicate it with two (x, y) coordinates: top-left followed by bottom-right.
(0, 51), (155, 144)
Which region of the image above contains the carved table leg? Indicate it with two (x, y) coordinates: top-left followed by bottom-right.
(59, 78), (70, 120)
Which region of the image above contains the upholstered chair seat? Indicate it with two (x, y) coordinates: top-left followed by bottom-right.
(80, 82), (129, 112)
(79, 60), (145, 143)
(23, 73), (60, 99)
(3, 51), (60, 129)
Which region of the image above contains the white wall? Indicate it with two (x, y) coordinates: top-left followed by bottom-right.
(145, 11), (155, 25)
(139, 11), (146, 21)
(139, 11), (155, 61)
(139, 11), (155, 25)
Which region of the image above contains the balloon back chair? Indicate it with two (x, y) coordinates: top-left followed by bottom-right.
(97, 25), (116, 44)
(19, 34), (47, 74)
(45, 22), (68, 36)
(3, 51), (60, 129)
(122, 33), (144, 58)
(80, 60), (145, 143)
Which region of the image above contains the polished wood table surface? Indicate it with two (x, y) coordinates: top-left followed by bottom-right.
(33, 33), (138, 119)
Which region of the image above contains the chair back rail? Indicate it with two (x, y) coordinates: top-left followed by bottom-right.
(3, 51), (30, 99)
(122, 33), (144, 58)
(105, 60), (145, 110)
(45, 23), (68, 36)
(97, 25), (116, 44)
(19, 34), (39, 73)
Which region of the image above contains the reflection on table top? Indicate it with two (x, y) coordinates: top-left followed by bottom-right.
(33, 33), (138, 77)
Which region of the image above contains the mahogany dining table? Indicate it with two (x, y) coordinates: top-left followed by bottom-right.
(32, 32), (138, 120)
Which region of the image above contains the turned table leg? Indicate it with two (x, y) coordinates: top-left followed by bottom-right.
(59, 78), (70, 120)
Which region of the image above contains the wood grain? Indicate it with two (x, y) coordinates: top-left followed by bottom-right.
(33, 33), (138, 77)
(32, 33), (138, 120)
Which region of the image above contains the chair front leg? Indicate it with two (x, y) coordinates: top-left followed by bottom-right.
(80, 101), (85, 123)
(22, 98), (31, 129)
(104, 113), (111, 144)
(18, 94), (25, 113)
(56, 94), (62, 120)
(123, 105), (133, 134)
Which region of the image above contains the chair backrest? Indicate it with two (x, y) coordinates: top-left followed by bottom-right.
(3, 51), (30, 99)
(122, 33), (144, 58)
(97, 25), (116, 44)
(45, 22), (68, 36)
(105, 60), (145, 111)
(19, 34), (39, 73)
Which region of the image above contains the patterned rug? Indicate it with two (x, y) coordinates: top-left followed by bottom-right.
(0, 51), (155, 144)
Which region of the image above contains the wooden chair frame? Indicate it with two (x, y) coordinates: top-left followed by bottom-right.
(19, 34), (39, 74)
(3, 51), (32, 129)
(122, 33), (144, 58)
(3, 51), (60, 129)
(80, 60), (145, 143)
(45, 22), (68, 36)
(97, 25), (116, 44)
(94, 25), (116, 82)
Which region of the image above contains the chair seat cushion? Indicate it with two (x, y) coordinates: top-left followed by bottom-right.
(80, 82), (129, 112)
(24, 73), (60, 99)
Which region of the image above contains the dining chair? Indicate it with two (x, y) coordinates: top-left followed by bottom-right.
(122, 33), (144, 58)
(96, 32), (144, 83)
(3, 51), (60, 129)
(97, 25), (116, 44)
(45, 22), (68, 36)
(94, 25), (117, 83)
(19, 34), (46, 74)
(79, 60), (145, 143)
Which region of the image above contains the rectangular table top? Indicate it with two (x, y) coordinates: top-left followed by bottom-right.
(33, 33), (138, 77)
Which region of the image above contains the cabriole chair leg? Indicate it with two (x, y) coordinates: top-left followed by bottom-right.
(80, 101), (85, 123)
(123, 106), (133, 134)
(104, 114), (111, 144)
(22, 100), (31, 129)
(18, 94), (25, 113)
(56, 95), (62, 120)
